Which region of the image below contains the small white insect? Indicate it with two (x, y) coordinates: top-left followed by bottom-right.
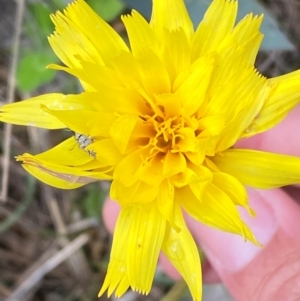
(74, 132), (96, 158)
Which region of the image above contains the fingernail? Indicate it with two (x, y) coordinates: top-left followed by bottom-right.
(187, 188), (277, 272)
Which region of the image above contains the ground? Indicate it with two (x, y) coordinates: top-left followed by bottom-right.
(0, 0), (300, 301)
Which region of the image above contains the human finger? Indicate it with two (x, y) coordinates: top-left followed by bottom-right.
(186, 188), (300, 301)
(236, 104), (300, 156)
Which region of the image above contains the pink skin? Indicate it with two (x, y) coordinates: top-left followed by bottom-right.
(103, 105), (300, 301)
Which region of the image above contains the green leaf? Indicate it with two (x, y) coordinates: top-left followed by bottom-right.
(17, 51), (57, 92)
(88, 0), (125, 22)
(122, 0), (294, 51)
(51, 0), (71, 10)
(28, 2), (54, 39)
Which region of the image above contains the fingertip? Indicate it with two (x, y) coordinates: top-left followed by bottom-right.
(102, 197), (120, 233)
(186, 189), (277, 273)
(256, 188), (300, 236)
(158, 253), (182, 281)
(202, 259), (221, 284)
(236, 104), (300, 157)
(186, 188), (300, 301)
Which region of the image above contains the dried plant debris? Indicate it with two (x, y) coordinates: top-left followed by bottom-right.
(1, 0), (300, 301)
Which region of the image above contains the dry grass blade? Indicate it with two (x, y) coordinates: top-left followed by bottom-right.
(46, 192), (91, 279)
(66, 217), (99, 234)
(0, 282), (11, 298)
(5, 233), (90, 301)
(0, 0), (25, 202)
(160, 280), (187, 301)
(27, 126), (92, 280)
(0, 175), (35, 233)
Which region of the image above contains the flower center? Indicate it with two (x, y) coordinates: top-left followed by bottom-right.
(137, 95), (201, 169)
(150, 115), (184, 154)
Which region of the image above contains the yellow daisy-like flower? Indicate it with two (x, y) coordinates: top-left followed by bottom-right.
(2, 0), (300, 299)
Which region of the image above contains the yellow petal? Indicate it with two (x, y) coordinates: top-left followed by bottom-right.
(162, 201), (202, 301)
(185, 140), (207, 166)
(113, 50), (171, 108)
(157, 179), (177, 229)
(49, 15), (103, 68)
(48, 63), (99, 93)
(170, 166), (208, 188)
(215, 74), (269, 151)
(204, 53), (266, 120)
(154, 93), (181, 118)
(49, 0), (128, 68)
(174, 55), (214, 115)
(112, 52), (162, 117)
(49, 61), (120, 94)
(163, 152), (186, 177)
(137, 49), (171, 96)
(113, 149), (145, 187)
(136, 152), (165, 186)
(65, 0), (128, 63)
(169, 169), (197, 187)
(33, 138), (107, 170)
(176, 127), (197, 152)
(112, 51), (143, 89)
(230, 14), (263, 64)
(212, 172), (254, 215)
(22, 164), (85, 189)
(41, 105), (112, 138)
(110, 115), (138, 154)
(213, 149), (300, 188)
(94, 87), (149, 116)
(200, 190), (256, 244)
(127, 204), (166, 294)
(114, 277), (131, 297)
(243, 69), (300, 137)
(122, 10), (159, 58)
(191, 0), (237, 60)
(161, 28), (190, 83)
(98, 206), (132, 297)
(87, 139), (122, 166)
(150, 0), (193, 42)
(17, 152), (112, 189)
(177, 183), (257, 243)
(0, 93), (92, 129)
(197, 115), (225, 136)
(36, 137), (94, 166)
(110, 179), (159, 205)
(99, 204), (166, 296)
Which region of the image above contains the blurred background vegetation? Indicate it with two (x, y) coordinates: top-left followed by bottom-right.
(0, 0), (300, 300)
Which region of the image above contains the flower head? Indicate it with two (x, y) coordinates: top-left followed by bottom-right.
(2, 0), (300, 300)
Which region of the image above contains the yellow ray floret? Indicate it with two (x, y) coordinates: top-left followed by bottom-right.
(1, 0), (300, 300)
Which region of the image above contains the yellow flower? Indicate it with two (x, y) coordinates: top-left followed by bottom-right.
(1, 0), (300, 299)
